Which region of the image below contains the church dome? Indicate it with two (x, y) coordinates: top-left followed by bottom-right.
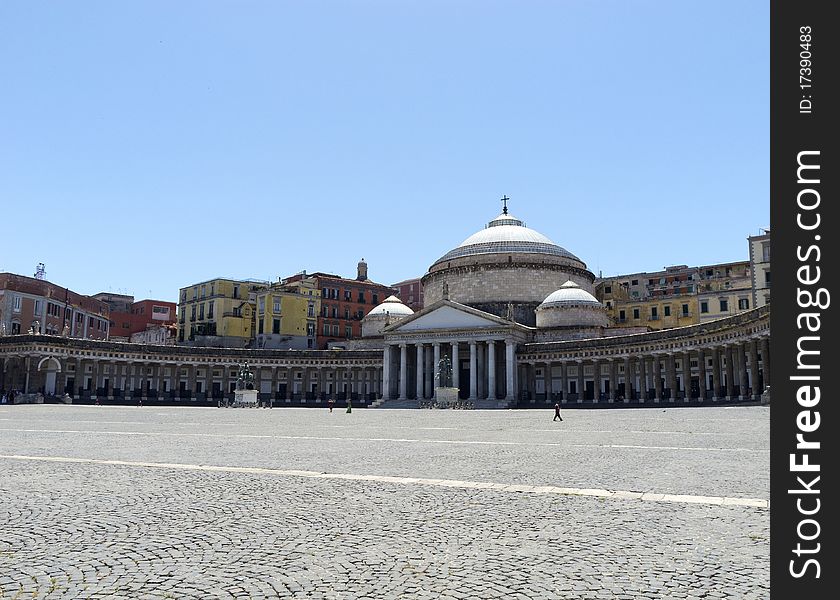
(539, 280), (602, 308)
(431, 211), (582, 267)
(536, 280), (608, 329)
(366, 295), (414, 317)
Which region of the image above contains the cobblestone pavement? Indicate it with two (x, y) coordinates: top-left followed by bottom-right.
(0, 405), (769, 599)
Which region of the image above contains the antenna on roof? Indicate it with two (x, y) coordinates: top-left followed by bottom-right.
(34, 263), (46, 280)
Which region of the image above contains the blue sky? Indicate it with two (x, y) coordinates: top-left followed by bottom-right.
(1, 1), (768, 303)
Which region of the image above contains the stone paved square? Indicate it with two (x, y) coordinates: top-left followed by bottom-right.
(0, 405), (769, 599)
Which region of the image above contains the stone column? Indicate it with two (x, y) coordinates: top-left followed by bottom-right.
(608, 359), (617, 402)
(451, 342), (460, 392)
(187, 363), (197, 401)
(710, 346), (722, 401)
(415, 343), (424, 400)
(576, 360), (585, 403)
(468, 341), (478, 401)
(666, 353), (677, 402)
(398, 343), (408, 400)
(559, 362), (567, 403)
(653, 355), (663, 403)
(433, 343), (441, 399)
(697, 349), (707, 402)
(759, 337), (770, 391)
(487, 340), (497, 401)
(592, 359), (601, 402)
(639, 355), (647, 402)
(739, 343), (750, 400)
(748, 340), (760, 401)
(623, 357), (632, 402)
(477, 343), (486, 399)
(505, 340), (516, 402)
(73, 357), (83, 398)
(381, 345), (391, 400)
(425, 345), (434, 398)
(681, 351), (691, 401)
(318, 366), (327, 401)
(724, 345), (736, 400)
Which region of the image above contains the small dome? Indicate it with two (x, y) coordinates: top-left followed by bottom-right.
(539, 280), (602, 308)
(366, 295), (414, 317)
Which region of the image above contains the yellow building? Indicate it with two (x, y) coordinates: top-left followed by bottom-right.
(597, 261), (751, 330)
(254, 278), (320, 349)
(696, 261), (753, 323)
(177, 278), (268, 347)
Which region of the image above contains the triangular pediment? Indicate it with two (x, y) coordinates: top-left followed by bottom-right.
(387, 300), (514, 332)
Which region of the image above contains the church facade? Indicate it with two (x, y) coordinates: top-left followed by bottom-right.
(0, 205), (770, 408)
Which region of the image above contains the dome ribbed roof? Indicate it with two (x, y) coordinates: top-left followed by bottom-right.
(366, 295), (414, 317)
(432, 211), (581, 266)
(539, 280), (602, 308)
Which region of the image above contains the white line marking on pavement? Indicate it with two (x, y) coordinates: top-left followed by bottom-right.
(0, 453), (769, 509)
(0, 428), (766, 452)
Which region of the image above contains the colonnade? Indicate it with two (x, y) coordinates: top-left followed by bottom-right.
(1, 352), (383, 403)
(381, 338), (518, 403)
(522, 337), (769, 403)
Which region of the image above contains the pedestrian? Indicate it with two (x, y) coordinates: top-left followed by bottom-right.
(328, 398), (335, 413)
(553, 402), (563, 421)
(346, 397), (352, 414)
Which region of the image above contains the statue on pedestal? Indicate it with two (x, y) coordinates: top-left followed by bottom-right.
(436, 355), (453, 388)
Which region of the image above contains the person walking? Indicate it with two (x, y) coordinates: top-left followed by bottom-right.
(553, 402), (563, 421)
(328, 398), (335, 413)
(346, 397), (352, 414)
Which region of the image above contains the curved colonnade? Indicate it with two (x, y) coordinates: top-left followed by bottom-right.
(0, 306), (768, 408)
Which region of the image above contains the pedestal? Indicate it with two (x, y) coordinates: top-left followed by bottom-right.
(234, 389), (258, 407)
(435, 387), (459, 408)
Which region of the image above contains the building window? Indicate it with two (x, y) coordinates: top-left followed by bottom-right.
(13, 296), (21, 312)
(331, 307), (338, 318)
(307, 303), (315, 318)
(650, 307), (658, 320)
(719, 299), (729, 312)
(273, 318), (281, 334)
(738, 298), (750, 310)
(764, 271), (771, 285)
(34, 299), (42, 314)
(344, 290), (352, 301)
(258, 297), (265, 314)
(332, 324), (339, 336)
(208, 302), (214, 319)
(663, 306), (671, 317)
(762, 242), (770, 262)
(344, 308), (350, 320)
(631, 279), (638, 286)
(682, 303), (689, 316)
(604, 286), (612, 294)
(323, 324), (330, 335)
(700, 301), (709, 313)
(192, 287), (197, 300)
(345, 326), (352, 338)
(619, 309), (626, 322)
(233, 285), (240, 299)
(273, 299), (281, 313)
(258, 320), (264, 334)
(372, 293), (379, 304)
(199, 304), (205, 320)
(307, 339), (313, 348)
(358, 291), (365, 303)
(632, 308), (640, 320)
(307, 323), (315, 336)
(201, 285), (206, 298)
